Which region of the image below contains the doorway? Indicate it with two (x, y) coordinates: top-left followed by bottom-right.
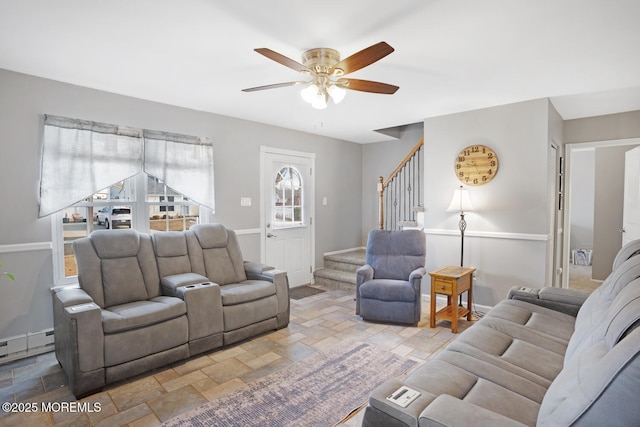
(260, 146), (315, 288)
(563, 138), (640, 289)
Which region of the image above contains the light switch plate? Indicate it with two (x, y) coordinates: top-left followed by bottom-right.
(240, 197), (252, 207)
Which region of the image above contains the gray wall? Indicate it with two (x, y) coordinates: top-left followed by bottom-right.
(423, 99), (554, 306)
(564, 111), (640, 143)
(360, 123), (424, 241)
(0, 68), (363, 338)
(569, 149), (595, 251)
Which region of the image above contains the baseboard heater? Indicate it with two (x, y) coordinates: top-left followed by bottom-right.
(0, 329), (55, 363)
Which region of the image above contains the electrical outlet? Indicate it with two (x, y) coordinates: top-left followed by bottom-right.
(240, 197), (252, 207)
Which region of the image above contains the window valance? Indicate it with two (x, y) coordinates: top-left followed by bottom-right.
(143, 130), (215, 211)
(39, 114), (215, 217)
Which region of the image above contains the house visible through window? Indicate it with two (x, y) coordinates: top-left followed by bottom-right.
(147, 175), (199, 232)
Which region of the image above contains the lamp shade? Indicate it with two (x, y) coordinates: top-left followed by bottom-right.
(327, 84), (346, 104)
(447, 186), (473, 213)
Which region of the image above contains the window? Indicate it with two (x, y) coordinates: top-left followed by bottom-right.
(147, 175), (199, 233)
(42, 115), (215, 284)
(273, 165), (303, 228)
(53, 173), (204, 282)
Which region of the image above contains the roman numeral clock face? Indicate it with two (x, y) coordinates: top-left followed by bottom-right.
(455, 145), (499, 186)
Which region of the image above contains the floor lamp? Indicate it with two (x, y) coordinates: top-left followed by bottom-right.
(447, 186), (474, 267)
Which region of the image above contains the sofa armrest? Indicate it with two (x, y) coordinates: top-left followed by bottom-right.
(409, 267), (427, 285)
(52, 289), (105, 396)
(507, 285), (590, 316)
(52, 288), (104, 372)
(52, 286), (94, 307)
(161, 272), (211, 296)
(419, 395), (528, 427)
(244, 260), (275, 277)
(174, 282), (223, 341)
(243, 266), (289, 324)
(356, 264), (374, 286)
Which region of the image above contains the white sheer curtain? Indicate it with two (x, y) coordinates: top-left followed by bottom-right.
(39, 115), (215, 217)
(143, 130), (215, 212)
(39, 115), (143, 217)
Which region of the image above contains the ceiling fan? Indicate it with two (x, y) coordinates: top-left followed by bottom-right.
(242, 41), (399, 109)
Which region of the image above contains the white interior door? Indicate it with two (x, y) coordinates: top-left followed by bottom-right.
(623, 146), (640, 246)
(261, 147), (315, 287)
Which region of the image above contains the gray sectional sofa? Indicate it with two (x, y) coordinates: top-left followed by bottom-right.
(52, 224), (289, 398)
(363, 240), (640, 426)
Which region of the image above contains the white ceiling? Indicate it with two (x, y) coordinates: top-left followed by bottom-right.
(1, 0), (639, 143)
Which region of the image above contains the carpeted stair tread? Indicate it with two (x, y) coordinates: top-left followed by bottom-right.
(314, 268), (357, 284)
(323, 249), (366, 266)
(314, 249), (365, 291)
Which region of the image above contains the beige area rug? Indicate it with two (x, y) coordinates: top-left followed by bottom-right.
(163, 342), (416, 427)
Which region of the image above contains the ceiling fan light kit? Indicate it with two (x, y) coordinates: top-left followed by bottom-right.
(243, 42), (399, 109)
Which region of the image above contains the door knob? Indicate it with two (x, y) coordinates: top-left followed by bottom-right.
(267, 233), (277, 238)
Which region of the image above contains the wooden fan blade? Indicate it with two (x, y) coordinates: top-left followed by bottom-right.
(331, 42), (394, 75)
(254, 48), (310, 73)
(242, 82), (301, 92)
(340, 78), (399, 94)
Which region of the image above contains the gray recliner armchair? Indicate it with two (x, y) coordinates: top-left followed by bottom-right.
(356, 229), (426, 325)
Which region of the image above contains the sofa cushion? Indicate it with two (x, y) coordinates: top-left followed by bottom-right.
(101, 257), (149, 307)
(153, 231), (193, 278)
(91, 229), (140, 259)
(566, 257), (640, 363)
(537, 328), (640, 426)
(220, 280), (276, 306)
(153, 231), (189, 257)
(201, 248), (245, 285)
(192, 223), (229, 248)
(447, 323), (564, 383)
(604, 278), (640, 349)
(103, 315), (188, 367)
(402, 356), (542, 426)
(359, 279), (417, 302)
(190, 224), (248, 285)
(102, 296), (186, 333)
(483, 299), (575, 343)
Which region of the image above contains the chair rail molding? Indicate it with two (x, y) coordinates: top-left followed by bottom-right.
(0, 242), (52, 254)
(424, 229), (550, 242)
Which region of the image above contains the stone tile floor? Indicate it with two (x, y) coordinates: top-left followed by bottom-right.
(0, 287), (475, 426)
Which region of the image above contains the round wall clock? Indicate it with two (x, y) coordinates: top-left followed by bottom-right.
(454, 144), (499, 186)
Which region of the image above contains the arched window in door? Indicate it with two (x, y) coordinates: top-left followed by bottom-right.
(273, 165), (303, 228)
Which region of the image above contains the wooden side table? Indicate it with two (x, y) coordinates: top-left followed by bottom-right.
(429, 266), (475, 333)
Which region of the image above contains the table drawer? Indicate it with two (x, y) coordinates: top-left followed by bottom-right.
(433, 278), (453, 294)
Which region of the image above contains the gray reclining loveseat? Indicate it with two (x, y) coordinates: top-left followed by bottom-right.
(363, 240), (640, 426)
(52, 224), (289, 398)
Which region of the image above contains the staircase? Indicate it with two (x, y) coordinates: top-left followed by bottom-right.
(313, 249), (366, 291)
(378, 137), (424, 230)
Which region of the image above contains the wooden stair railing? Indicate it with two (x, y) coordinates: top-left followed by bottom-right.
(378, 137), (424, 230)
